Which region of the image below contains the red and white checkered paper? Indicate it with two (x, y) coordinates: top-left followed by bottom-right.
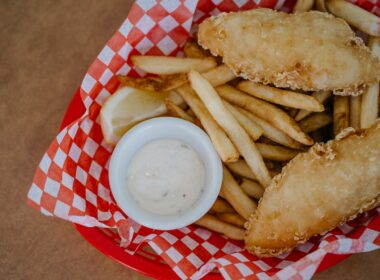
(28, 0), (380, 279)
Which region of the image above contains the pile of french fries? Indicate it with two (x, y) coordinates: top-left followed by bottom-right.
(118, 0), (380, 241)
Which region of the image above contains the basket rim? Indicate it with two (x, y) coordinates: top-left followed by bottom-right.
(61, 88), (351, 279)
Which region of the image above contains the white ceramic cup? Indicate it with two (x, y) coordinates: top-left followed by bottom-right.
(109, 117), (222, 230)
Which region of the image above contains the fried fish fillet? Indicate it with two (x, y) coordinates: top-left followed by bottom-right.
(245, 120), (380, 257)
(198, 9), (380, 94)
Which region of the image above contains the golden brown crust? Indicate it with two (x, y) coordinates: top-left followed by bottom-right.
(245, 120), (380, 257)
(198, 9), (380, 93)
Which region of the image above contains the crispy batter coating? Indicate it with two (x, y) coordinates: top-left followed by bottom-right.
(245, 120), (380, 257)
(198, 9), (380, 94)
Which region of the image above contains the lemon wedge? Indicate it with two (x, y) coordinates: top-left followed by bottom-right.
(100, 86), (183, 145)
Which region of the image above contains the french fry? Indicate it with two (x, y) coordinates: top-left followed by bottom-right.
(184, 41), (210, 58)
(333, 96), (350, 136)
(117, 74), (188, 92)
(326, 0), (380, 36)
(361, 84), (379, 129)
(223, 101), (263, 140)
(238, 108), (305, 149)
(315, 0), (327, 12)
(210, 198), (236, 214)
(256, 143), (300, 161)
(240, 178), (265, 200)
(202, 64), (236, 87)
(216, 85), (314, 146)
(226, 159), (279, 182)
(220, 166), (257, 219)
(295, 91), (332, 121)
(350, 95), (361, 129)
(227, 159), (258, 181)
(165, 99), (195, 123)
(131, 56), (217, 75)
(360, 37), (380, 129)
(217, 213), (246, 228)
(176, 85), (239, 162)
(189, 71), (271, 187)
(299, 112), (332, 133)
(195, 214), (245, 240)
(238, 81), (324, 112)
(293, 0), (315, 12)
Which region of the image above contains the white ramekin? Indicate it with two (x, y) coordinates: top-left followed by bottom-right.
(109, 117), (222, 230)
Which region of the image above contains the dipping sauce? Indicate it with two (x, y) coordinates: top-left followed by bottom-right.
(126, 138), (205, 215)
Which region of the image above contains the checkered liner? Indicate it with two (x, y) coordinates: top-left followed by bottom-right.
(28, 0), (380, 279)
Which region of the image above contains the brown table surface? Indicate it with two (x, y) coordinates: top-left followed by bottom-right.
(1, 1), (379, 279)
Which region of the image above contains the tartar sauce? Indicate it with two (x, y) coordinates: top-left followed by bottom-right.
(126, 138), (205, 215)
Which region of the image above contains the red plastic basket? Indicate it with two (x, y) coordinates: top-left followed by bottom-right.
(60, 89), (351, 279)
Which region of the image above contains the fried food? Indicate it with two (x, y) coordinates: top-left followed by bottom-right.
(198, 9), (380, 93)
(223, 101), (263, 140)
(216, 85), (313, 145)
(217, 213), (246, 228)
(237, 81), (324, 111)
(165, 99), (195, 123)
(299, 112), (332, 133)
(210, 198), (236, 214)
(240, 178), (264, 200)
(293, 0), (314, 12)
(220, 167), (258, 220)
(131, 56), (217, 75)
(189, 71), (271, 187)
(333, 96), (349, 136)
(245, 121), (380, 257)
(196, 214), (245, 240)
(176, 85), (239, 162)
(349, 95), (361, 129)
(295, 90), (331, 121)
(326, 0), (380, 36)
(360, 37), (380, 129)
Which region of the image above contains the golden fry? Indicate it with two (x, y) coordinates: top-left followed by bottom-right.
(131, 56), (217, 75)
(333, 96), (349, 136)
(196, 214), (245, 240)
(240, 178), (264, 200)
(295, 91), (331, 121)
(202, 64), (236, 87)
(117, 74), (188, 92)
(293, 0), (315, 12)
(220, 166), (257, 219)
(315, 0), (327, 12)
(189, 71), (271, 187)
(238, 81), (324, 111)
(227, 159), (279, 182)
(350, 95), (361, 130)
(217, 213), (246, 228)
(299, 112), (332, 133)
(360, 37), (380, 129)
(210, 198), (236, 214)
(184, 41), (210, 58)
(176, 85), (239, 162)
(216, 85), (313, 145)
(223, 101), (263, 140)
(326, 0), (380, 36)
(256, 143), (300, 161)
(238, 108), (305, 149)
(165, 99), (195, 122)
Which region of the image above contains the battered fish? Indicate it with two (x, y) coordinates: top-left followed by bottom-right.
(198, 9), (380, 94)
(245, 120), (380, 257)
